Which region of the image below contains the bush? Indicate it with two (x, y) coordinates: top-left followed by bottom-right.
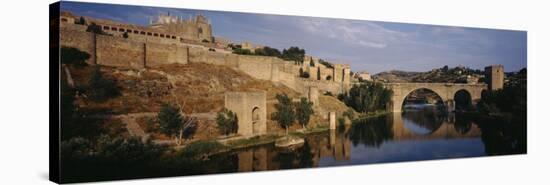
(178, 140), (226, 158)
(340, 81), (393, 113)
(319, 59), (334, 68)
(338, 117), (345, 128)
(61, 47), (90, 66)
(254, 46), (281, 57)
(300, 71), (310, 78)
(95, 135), (165, 164)
(88, 66), (119, 101)
(281, 46), (305, 64)
(60, 137), (92, 160)
(86, 23), (108, 35)
(232, 48), (253, 55)
(343, 108), (355, 120)
(216, 108), (239, 135)
(76, 16), (86, 25)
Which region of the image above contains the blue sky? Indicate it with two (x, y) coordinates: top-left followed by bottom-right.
(61, 1), (527, 74)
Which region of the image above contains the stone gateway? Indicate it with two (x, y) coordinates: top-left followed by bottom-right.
(224, 91), (267, 137)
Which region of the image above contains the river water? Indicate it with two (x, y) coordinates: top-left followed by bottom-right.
(60, 107), (527, 182)
(203, 107), (527, 173)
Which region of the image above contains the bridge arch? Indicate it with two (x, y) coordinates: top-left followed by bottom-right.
(401, 88), (445, 111)
(454, 89), (472, 111)
(384, 83), (486, 112)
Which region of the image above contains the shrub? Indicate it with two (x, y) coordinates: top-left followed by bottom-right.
(178, 140), (226, 158)
(340, 81), (393, 113)
(255, 46), (281, 57)
(343, 108), (355, 120)
(232, 48), (253, 55)
(88, 66), (119, 101)
(216, 108), (239, 135)
(300, 71), (310, 78)
(338, 117), (345, 128)
(76, 16), (86, 25)
(86, 23), (108, 35)
(281, 46), (305, 64)
(60, 47), (90, 66)
(95, 135), (165, 164)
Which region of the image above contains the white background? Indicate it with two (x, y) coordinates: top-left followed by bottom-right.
(0, 0), (548, 184)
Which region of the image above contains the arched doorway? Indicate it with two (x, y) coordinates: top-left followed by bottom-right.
(401, 88), (446, 112)
(252, 107), (261, 134)
(454, 89), (472, 111)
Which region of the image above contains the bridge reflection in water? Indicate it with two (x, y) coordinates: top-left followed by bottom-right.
(233, 111), (483, 172)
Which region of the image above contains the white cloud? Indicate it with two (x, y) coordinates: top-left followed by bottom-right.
(295, 17), (414, 49)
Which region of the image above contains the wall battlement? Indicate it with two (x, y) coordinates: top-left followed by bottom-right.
(59, 14), (352, 96)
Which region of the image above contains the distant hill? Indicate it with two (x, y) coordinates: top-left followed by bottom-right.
(372, 65), (484, 83)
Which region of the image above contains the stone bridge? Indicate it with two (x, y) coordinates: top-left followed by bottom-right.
(383, 83), (487, 112)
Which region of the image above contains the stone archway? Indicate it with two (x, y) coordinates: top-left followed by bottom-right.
(252, 106), (261, 134)
(454, 89), (472, 111)
(225, 91), (267, 136)
(401, 88), (446, 112)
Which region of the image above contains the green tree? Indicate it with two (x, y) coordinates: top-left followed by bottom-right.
(158, 104), (183, 137)
(157, 104), (197, 144)
(271, 94), (295, 135)
(76, 16), (86, 25)
(281, 46), (305, 64)
(216, 108), (239, 135)
(255, 46), (282, 57)
(295, 97), (314, 130)
(86, 23), (108, 35)
(88, 66), (119, 101)
(339, 81), (393, 113)
(317, 67), (321, 80)
(123, 31), (129, 39)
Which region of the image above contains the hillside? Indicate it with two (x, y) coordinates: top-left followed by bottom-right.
(66, 62), (352, 139)
(69, 62), (301, 114)
(373, 65), (484, 83)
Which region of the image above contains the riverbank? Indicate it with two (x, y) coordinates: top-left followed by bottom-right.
(173, 110), (392, 158)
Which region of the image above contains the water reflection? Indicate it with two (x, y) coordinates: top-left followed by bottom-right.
(218, 110), (525, 173)
(348, 116), (393, 147)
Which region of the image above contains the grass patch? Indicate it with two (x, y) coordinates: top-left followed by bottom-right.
(178, 140), (227, 158)
(225, 135), (279, 149)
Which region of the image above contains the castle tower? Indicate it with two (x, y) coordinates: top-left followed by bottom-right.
(484, 65), (504, 91)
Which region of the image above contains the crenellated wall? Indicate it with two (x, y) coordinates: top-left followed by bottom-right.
(60, 27), (351, 96)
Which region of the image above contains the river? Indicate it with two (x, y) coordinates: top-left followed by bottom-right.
(60, 107), (527, 182)
(201, 107), (526, 173)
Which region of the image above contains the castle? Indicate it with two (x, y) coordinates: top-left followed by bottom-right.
(59, 11), (352, 137)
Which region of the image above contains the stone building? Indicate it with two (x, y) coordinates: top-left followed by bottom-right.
(356, 71), (372, 81)
(150, 13), (213, 42)
(224, 92), (267, 136)
(485, 65), (504, 90)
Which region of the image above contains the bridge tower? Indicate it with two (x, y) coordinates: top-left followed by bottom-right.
(484, 65), (504, 91)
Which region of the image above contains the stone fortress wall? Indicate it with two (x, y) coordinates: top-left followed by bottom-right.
(59, 12), (352, 96)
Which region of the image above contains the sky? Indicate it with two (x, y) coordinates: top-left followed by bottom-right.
(61, 1), (527, 74)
